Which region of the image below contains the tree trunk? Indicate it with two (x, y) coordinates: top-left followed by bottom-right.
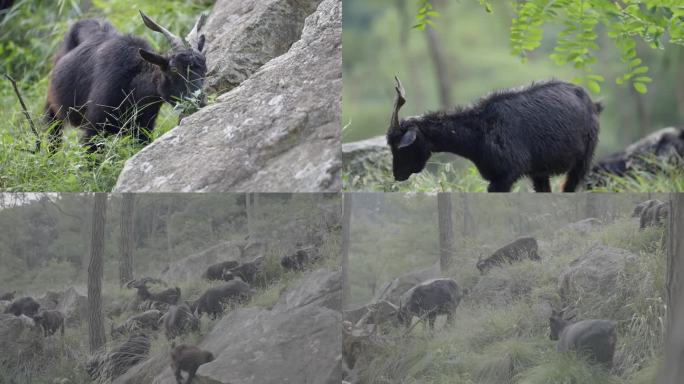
(341, 193), (352, 306)
(246, 194), (254, 237)
(662, 194), (683, 383)
(437, 193), (454, 271)
(119, 193), (134, 287)
(88, 193), (107, 354)
(424, 0), (452, 109)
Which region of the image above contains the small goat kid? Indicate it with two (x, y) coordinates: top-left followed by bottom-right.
(45, 11), (207, 151)
(386, 77), (602, 192)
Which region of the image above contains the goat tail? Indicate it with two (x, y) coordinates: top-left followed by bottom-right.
(593, 101), (604, 114)
(56, 19), (113, 61)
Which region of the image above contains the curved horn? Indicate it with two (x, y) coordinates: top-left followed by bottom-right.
(390, 75), (406, 130)
(186, 12), (208, 51)
(139, 10), (185, 50)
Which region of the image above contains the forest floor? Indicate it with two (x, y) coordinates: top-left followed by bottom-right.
(352, 216), (665, 384)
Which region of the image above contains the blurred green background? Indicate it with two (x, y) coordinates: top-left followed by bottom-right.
(342, 0), (684, 159)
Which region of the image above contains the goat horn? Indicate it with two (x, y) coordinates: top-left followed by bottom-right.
(186, 12), (208, 51)
(390, 75), (406, 130)
(139, 10), (186, 50)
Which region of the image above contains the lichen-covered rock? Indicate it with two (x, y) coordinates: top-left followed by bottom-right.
(558, 245), (637, 304)
(114, 0), (341, 192)
(342, 136), (391, 179)
(151, 269), (341, 384)
(196, 0), (322, 93)
(0, 314), (43, 369)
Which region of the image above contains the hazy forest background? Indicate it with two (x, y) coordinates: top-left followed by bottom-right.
(342, 1), (684, 191)
(344, 193), (671, 383)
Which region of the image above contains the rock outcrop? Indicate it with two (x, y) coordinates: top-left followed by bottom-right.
(558, 245), (637, 305)
(0, 314), (43, 369)
(342, 136), (391, 179)
(150, 268), (341, 384)
(114, 0), (341, 192)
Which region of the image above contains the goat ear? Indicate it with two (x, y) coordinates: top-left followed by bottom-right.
(139, 49), (169, 69)
(397, 129), (417, 149)
(197, 35), (206, 52)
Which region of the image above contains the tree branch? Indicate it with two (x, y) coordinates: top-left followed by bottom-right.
(3, 73), (40, 152)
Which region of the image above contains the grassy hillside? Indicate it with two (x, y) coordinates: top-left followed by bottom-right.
(348, 197), (665, 383)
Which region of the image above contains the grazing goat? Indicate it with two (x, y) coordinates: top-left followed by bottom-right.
(632, 199), (661, 218)
(162, 303), (200, 339)
(127, 279), (181, 306)
(205, 260), (240, 281)
(280, 249), (309, 271)
(45, 11), (207, 150)
(640, 200), (669, 229)
(111, 309), (162, 338)
(586, 127), (684, 189)
(386, 77), (601, 192)
(0, 290), (15, 301)
(549, 309), (617, 368)
(33, 310), (65, 337)
(397, 278), (462, 329)
(171, 344), (214, 384)
(191, 281), (253, 319)
(5, 296), (40, 317)
(221, 256), (264, 285)
(476, 236), (540, 274)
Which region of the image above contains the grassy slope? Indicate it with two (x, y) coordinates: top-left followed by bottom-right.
(355, 218), (665, 384)
(0, 0), (211, 192)
(1, 231), (340, 384)
(343, 160), (684, 192)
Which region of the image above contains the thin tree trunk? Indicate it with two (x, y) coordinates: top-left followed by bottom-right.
(342, 193), (352, 306)
(119, 193), (134, 287)
(438, 193), (454, 271)
(662, 194), (684, 383)
(88, 193), (107, 354)
(424, 0), (452, 109)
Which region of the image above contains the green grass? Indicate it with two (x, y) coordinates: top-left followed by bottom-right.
(343, 154), (684, 192)
(0, 0), (213, 192)
(353, 217), (665, 383)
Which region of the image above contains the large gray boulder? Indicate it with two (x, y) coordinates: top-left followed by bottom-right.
(558, 245), (637, 304)
(114, 0), (341, 192)
(342, 136), (391, 179)
(198, 0), (322, 93)
(151, 269), (341, 384)
(55, 287), (88, 326)
(0, 314), (43, 368)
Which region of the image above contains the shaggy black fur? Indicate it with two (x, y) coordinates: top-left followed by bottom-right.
(387, 80), (602, 192)
(190, 281), (253, 319)
(45, 13), (206, 151)
(33, 310), (65, 336)
(5, 296), (40, 317)
(476, 236), (540, 274)
(171, 344), (214, 384)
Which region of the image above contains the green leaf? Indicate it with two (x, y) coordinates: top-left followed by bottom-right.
(633, 82), (648, 94)
(587, 80), (601, 93)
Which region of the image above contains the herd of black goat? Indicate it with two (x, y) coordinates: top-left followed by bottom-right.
(0, 244), (319, 384)
(344, 198), (668, 379)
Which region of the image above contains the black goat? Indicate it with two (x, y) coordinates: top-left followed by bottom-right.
(190, 281), (253, 319)
(397, 278), (462, 329)
(221, 256), (264, 286)
(171, 344), (215, 384)
(45, 11), (207, 151)
(549, 309), (617, 368)
(205, 260), (240, 281)
(162, 303), (200, 339)
(111, 309), (162, 338)
(476, 236), (540, 274)
(5, 296), (40, 317)
(386, 77), (601, 192)
(127, 279), (180, 307)
(33, 310), (65, 337)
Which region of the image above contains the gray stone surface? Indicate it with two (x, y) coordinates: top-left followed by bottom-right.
(114, 0), (341, 192)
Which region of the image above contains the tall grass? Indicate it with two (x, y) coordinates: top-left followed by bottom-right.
(0, 0), (213, 191)
(354, 217), (665, 383)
